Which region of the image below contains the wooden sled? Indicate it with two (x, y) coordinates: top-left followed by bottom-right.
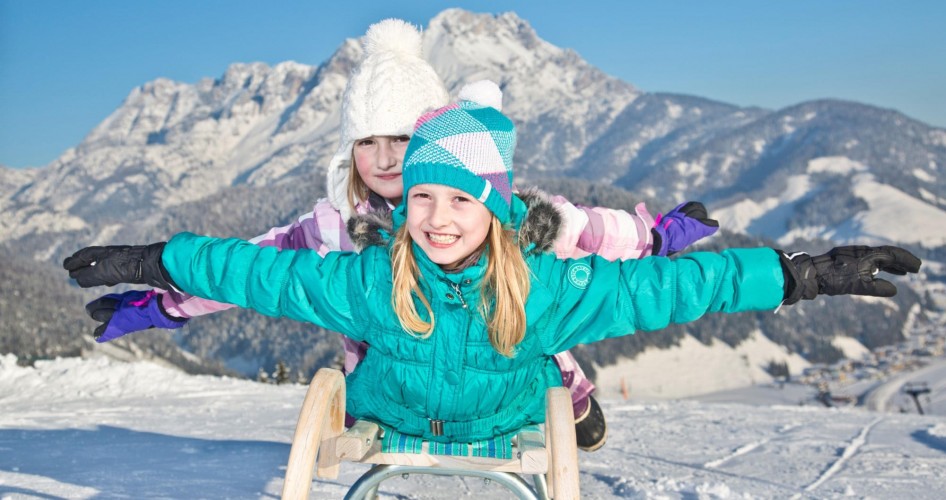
(280, 368), (580, 499)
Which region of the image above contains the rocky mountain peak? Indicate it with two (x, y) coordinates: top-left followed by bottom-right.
(1, 8), (944, 252)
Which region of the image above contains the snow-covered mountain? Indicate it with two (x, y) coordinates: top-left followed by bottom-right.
(0, 8), (941, 383)
(610, 99), (946, 247)
(715, 154), (946, 247)
(2, 8), (944, 253)
(0, 9), (639, 250)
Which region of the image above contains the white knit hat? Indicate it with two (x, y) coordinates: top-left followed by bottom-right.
(326, 18), (450, 221)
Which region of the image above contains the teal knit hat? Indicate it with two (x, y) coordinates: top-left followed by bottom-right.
(401, 80), (517, 224)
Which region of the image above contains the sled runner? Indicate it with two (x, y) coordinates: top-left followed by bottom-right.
(280, 368), (580, 499)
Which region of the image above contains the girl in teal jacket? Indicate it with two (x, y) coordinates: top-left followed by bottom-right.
(65, 88), (921, 444)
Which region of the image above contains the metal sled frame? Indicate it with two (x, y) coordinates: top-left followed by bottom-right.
(280, 368), (580, 499)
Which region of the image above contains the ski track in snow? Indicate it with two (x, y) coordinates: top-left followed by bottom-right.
(620, 447), (801, 494)
(703, 439), (769, 469)
(703, 421), (806, 470)
(799, 416), (883, 495)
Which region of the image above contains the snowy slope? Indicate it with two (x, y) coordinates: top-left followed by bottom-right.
(3, 354), (946, 499)
(715, 156), (946, 247)
(592, 331), (811, 400)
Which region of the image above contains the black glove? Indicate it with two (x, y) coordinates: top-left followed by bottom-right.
(780, 245), (922, 305)
(63, 243), (176, 290)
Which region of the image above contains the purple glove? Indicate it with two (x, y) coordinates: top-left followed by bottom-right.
(85, 290), (187, 343)
(651, 201), (720, 256)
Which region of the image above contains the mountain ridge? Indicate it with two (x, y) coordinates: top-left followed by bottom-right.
(0, 8), (940, 382)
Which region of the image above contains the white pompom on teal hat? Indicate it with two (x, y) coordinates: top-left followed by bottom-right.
(402, 80), (517, 224)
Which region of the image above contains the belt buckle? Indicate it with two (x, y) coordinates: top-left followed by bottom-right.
(429, 419), (444, 437)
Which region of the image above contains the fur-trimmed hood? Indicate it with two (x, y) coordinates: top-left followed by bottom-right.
(346, 187), (563, 253)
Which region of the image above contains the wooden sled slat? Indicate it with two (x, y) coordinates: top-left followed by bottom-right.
(280, 369), (580, 499)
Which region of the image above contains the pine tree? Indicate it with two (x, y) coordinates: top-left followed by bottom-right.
(273, 360), (290, 385)
(257, 366), (271, 384)
(766, 360), (790, 380)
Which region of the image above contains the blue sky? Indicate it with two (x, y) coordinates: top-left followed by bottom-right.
(1, 0), (944, 169)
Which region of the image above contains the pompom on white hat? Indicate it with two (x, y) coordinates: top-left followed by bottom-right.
(326, 19), (450, 221)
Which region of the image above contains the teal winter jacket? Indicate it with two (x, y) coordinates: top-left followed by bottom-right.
(161, 204), (785, 442)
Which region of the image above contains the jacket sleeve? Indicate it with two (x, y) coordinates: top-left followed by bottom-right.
(551, 195), (657, 261)
(160, 232), (370, 340)
(160, 200), (350, 318)
(530, 247), (786, 355)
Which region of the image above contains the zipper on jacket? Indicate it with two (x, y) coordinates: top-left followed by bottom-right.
(425, 278), (470, 425)
(449, 281), (468, 309)
(445, 278), (473, 421)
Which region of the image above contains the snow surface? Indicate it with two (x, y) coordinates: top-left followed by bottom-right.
(714, 156), (946, 247)
(593, 331), (809, 400)
(831, 336), (872, 362)
(3, 353), (946, 499)
(840, 173), (946, 246)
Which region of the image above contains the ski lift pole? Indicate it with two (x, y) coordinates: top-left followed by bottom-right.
(903, 382), (931, 415)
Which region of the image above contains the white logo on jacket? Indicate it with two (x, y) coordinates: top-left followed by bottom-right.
(567, 263), (592, 289)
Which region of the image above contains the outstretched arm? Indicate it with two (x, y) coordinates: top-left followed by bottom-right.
(79, 201), (350, 342)
(163, 200), (349, 318)
(533, 245), (920, 354)
(550, 196), (718, 261)
(64, 233), (370, 341)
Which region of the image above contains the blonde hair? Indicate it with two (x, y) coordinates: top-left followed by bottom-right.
(347, 153), (370, 214)
(390, 216), (531, 357)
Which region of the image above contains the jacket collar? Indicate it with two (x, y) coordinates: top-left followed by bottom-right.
(346, 186), (564, 254)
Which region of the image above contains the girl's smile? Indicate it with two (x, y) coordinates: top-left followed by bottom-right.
(406, 183), (492, 268)
(426, 232), (460, 246)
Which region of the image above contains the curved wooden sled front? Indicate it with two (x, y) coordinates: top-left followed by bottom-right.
(280, 368), (580, 499)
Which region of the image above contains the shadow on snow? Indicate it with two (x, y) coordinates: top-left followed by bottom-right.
(0, 425), (289, 497)
(911, 428), (946, 454)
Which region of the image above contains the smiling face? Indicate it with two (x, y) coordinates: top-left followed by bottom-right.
(352, 135), (410, 204)
(406, 183), (493, 269)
